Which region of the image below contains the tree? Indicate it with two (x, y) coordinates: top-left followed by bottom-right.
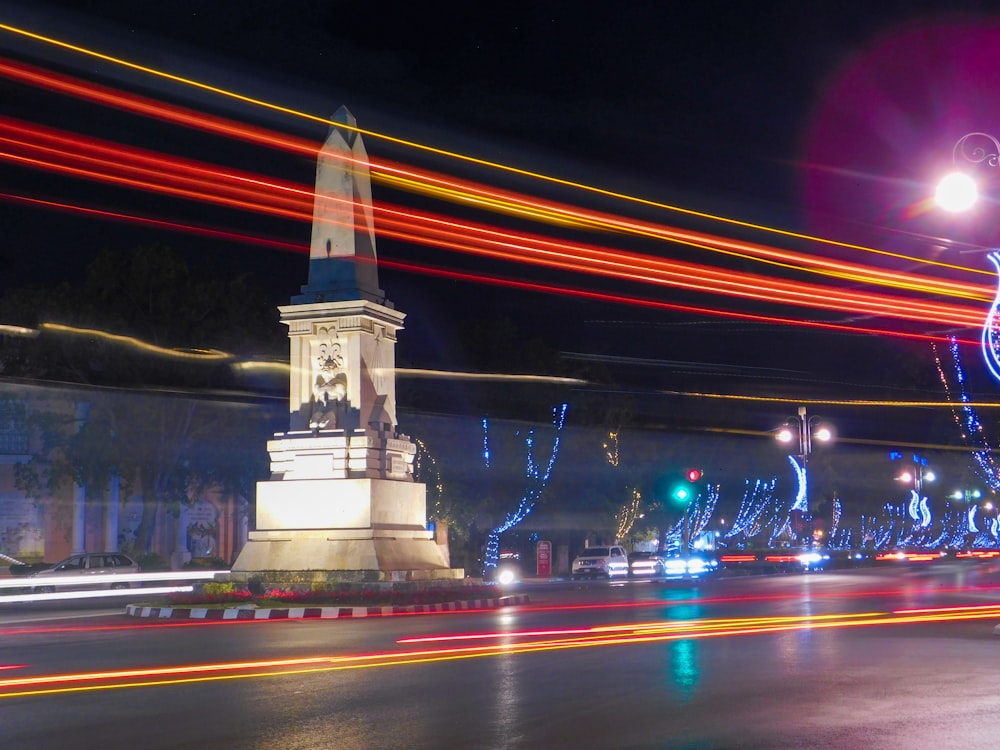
(2, 244), (284, 554)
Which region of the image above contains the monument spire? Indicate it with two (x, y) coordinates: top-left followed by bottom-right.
(294, 106), (385, 304)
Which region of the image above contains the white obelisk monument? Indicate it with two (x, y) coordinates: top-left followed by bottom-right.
(233, 107), (458, 581)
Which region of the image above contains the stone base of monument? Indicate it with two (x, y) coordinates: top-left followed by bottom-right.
(231, 476), (463, 582)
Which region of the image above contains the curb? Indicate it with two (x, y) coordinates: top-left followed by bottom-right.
(125, 594), (529, 620)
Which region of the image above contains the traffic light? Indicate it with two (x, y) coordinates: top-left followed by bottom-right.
(670, 469), (703, 505)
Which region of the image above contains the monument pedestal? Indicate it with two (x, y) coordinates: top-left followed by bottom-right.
(233, 433), (461, 580)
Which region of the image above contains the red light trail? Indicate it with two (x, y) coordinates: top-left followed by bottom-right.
(0, 55), (983, 290)
(0, 24), (986, 281)
(0, 48), (992, 351)
(0, 112), (989, 335)
(2, 602), (999, 699)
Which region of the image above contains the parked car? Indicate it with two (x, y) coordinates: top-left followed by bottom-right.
(628, 551), (667, 578)
(30, 552), (140, 593)
(571, 545), (629, 579)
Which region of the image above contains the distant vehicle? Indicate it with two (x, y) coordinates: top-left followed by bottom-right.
(796, 549), (832, 570)
(30, 552), (140, 593)
(628, 551), (667, 578)
(662, 554), (720, 578)
(487, 551), (523, 585)
(572, 545), (629, 579)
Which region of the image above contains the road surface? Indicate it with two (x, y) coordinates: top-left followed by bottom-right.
(3, 563), (1000, 749)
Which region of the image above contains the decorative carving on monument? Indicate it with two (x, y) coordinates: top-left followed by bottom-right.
(309, 338), (352, 432)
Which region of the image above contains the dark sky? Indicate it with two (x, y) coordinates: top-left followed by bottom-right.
(3, 0), (1000, 446)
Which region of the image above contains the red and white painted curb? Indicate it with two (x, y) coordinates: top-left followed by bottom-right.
(126, 594), (529, 620)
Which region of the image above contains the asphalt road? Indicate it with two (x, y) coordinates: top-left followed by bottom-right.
(3, 564), (1000, 749)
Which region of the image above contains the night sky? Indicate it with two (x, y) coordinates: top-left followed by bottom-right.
(3, 0), (1000, 450)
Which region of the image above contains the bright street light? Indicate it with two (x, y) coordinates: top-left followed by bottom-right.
(935, 171), (978, 212)
(949, 489), (982, 502)
(939, 132), (1000, 201)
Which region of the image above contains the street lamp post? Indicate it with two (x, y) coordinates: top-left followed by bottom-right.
(936, 132), (1000, 382)
(775, 406), (832, 520)
(949, 488), (982, 503)
(896, 463), (936, 493)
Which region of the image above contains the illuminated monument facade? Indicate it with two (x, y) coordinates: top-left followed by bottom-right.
(233, 107), (458, 580)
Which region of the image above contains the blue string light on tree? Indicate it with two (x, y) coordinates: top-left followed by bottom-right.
(482, 403), (568, 574)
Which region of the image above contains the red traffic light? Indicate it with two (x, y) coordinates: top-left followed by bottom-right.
(686, 468), (703, 482)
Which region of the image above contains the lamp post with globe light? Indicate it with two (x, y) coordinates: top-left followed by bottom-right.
(936, 132), (1000, 382)
(897, 462), (936, 494)
(949, 488), (982, 504)
(775, 406), (832, 541)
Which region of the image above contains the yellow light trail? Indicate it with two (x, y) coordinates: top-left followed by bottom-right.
(41, 323), (231, 360)
(655, 391), (1000, 408)
(0, 21), (985, 283)
(374, 169), (994, 296)
(4, 606), (1000, 698)
(0, 54), (986, 294)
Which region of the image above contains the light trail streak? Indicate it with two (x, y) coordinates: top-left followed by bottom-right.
(3, 604), (1000, 699)
(0, 90), (991, 344)
(0, 191), (304, 253)
(5, 133), (985, 333)
(378, 258), (982, 347)
(0, 569), (227, 589)
(0, 585), (194, 604)
(652, 391), (1000, 408)
(4, 111), (989, 315)
(0, 115), (990, 331)
(374, 168), (993, 296)
(396, 612), (885, 644)
(373, 217), (987, 328)
(0, 25), (986, 280)
(2, 54), (989, 297)
(39, 323), (231, 361)
(0, 323), (38, 337)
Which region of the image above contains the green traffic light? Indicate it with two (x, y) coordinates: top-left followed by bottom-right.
(672, 485), (691, 503)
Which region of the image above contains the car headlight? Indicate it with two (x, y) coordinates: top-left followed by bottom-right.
(665, 559), (687, 574)
(686, 558), (707, 574)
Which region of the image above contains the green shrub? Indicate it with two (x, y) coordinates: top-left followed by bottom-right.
(137, 552), (170, 572)
(202, 582), (235, 596)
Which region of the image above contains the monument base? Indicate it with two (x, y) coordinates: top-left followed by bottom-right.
(231, 475), (461, 580)
(232, 530), (462, 580)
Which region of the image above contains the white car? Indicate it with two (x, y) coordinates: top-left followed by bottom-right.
(571, 545), (630, 579)
(31, 552), (140, 593)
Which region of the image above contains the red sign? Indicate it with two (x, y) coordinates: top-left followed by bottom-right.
(536, 540), (552, 577)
